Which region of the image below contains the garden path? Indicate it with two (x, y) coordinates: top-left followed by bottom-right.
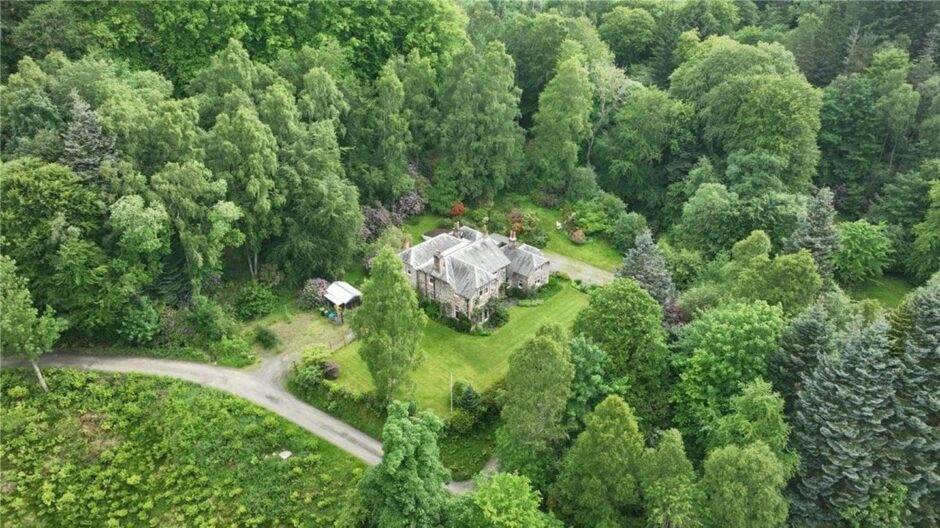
(544, 250), (616, 285)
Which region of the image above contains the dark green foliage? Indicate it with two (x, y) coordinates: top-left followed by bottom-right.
(891, 278), (940, 524)
(183, 295), (234, 346)
(358, 401), (450, 528)
(116, 298), (164, 346)
(455, 383), (482, 417)
(672, 183), (744, 257)
(769, 303), (833, 411)
(609, 212), (648, 252)
(254, 326), (279, 349)
(573, 279), (670, 427)
(565, 335), (617, 430)
(233, 281), (276, 321)
(788, 187), (840, 279)
(792, 318), (902, 526)
(616, 229), (677, 306)
(910, 180), (940, 282)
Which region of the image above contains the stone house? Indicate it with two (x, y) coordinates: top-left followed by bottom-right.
(399, 224), (551, 322)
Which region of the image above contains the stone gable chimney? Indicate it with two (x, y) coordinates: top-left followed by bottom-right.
(403, 237), (411, 250)
(434, 251), (444, 273)
(508, 230), (517, 249)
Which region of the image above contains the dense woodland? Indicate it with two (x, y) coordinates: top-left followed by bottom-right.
(1, 1), (939, 527)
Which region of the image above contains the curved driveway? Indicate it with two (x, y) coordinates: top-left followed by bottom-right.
(1, 255), (611, 495)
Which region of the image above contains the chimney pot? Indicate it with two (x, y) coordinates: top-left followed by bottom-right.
(434, 251), (444, 273)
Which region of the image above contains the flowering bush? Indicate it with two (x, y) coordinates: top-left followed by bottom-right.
(300, 278), (330, 309)
(361, 205), (403, 241)
(392, 191), (425, 218)
(450, 200), (466, 218)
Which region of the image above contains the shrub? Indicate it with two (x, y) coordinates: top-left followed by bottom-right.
(117, 298), (163, 346)
(834, 220), (894, 283)
(508, 209), (548, 248)
(450, 200), (467, 218)
(301, 344), (332, 369)
(361, 205), (403, 241)
(257, 263), (284, 287)
(255, 327), (279, 349)
(184, 295), (233, 345)
(299, 278), (330, 310)
(291, 363), (325, 391)
(448, 409), (476, 434)
(486, 301), (510, 329)
(234, 281), (276, 321)
(392, 191), (425, 218)
(611, 212), (648, 252)
(211, 336), (255, 367)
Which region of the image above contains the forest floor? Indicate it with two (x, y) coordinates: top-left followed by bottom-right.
(846, 273), (913, 307)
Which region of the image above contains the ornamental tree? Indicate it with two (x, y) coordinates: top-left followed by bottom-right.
(617, 229), (678, 307)
(833, 219), (894, 283)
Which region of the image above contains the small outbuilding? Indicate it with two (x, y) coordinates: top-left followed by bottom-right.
(324, 281), (362, 309)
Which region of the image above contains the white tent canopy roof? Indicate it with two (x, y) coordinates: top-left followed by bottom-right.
(324, 281), (362, 306)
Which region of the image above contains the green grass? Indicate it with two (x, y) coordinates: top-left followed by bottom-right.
(404, 213), (447, 244)
(0, 369), (363, 526)
(847, 274), (914, 308)
(332, 283), (588, 416)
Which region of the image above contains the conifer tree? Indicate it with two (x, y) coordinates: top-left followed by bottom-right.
(553, 395), (645, 528)
(891, 278), (940, 525)
(616, 229), (677, 307)
(788, 187), (840, 279)
(59, 90), (116, 178)
(358, 401), (449, 527)
(639, 429), (702, 528)
(769, 303), (833, 411)
(350, 247), (427, 405)
(791, 318), (902, 526)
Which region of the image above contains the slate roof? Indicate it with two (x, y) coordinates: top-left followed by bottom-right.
(503, 243), (550, 277)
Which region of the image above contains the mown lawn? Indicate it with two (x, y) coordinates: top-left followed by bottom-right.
(847, 274), (914, 308)
(0, 369), (363, 526)
(331, 283), (589, 416)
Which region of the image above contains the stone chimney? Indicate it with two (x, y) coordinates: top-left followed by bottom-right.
(434, 251), (444, 273)
(403, 237), (411, 250)
(508, 230), (517, 248)
(483, 224), (488, 237)
(453, 221), (462, 239)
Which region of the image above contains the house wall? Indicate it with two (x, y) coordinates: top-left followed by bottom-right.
(511, 262), (550, 291)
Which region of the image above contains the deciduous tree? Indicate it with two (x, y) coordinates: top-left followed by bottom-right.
(701, 442), (788, 528)
(639, 429), (703, 528)
(350, 247), (427, 405)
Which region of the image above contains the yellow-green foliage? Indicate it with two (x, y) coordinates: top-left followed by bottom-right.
(0, 369), (362, 526)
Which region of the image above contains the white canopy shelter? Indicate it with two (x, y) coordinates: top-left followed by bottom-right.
(324, 281), (362, 308)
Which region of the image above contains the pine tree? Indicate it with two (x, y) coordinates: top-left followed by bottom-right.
(769, 303), (833, 411)
(59, 90), (116, 178)
(616, 229), (677, 307)
(791, 318), (901, 526)
(788, 187), (840, 280)
(891, 278), (940, 525)
(553, 395), (645, 527)
(358, 401), (450, 527)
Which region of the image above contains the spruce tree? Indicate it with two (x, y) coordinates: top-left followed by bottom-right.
(791, 318), (901, 526)
(553, 395), (645, 528)
(891, 278), (940, 525)
(616, 229), (677, 307)
(788, 187), (840, 280)
(769, 303), (833, 412)
(59, 90), (116, 178)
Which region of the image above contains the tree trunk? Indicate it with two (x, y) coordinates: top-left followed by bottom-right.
(30, 359), (49, 392)
(247, 249), (257, 279)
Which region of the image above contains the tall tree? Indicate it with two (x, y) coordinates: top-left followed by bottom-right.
(573, 278), (670, 426)
(394, 49), (439, 161)
(357, 401), (449, 528)
(529, 40), (594, 195)
(891, 278), (940, 525)
(0, 256), (68, 391)
(434, 41), (524, 210)
(673, 300), (786, 455)
(639, 429), (703, 528)
(769, 303), (833, 411)
(203, 103), (282, 278)
(701, 442), (789, 528)
(453, 473), (561, 528)
(788, 187), (840, 280)
(791, 318), (901, 526)
(497, 324), (573, 488)
(565, 335), (617, 430)
(706, 378), (798, 477)
(59, 90), (116, 179)
(553, 395), (646, 528)
(151, 161), (244, 291)
(598, 7), (657, 66)
(671, 183), (744, 257)
(617, 229), (678, 307)
(909, 180), (940, 282)
(350, 247), (427, 405)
